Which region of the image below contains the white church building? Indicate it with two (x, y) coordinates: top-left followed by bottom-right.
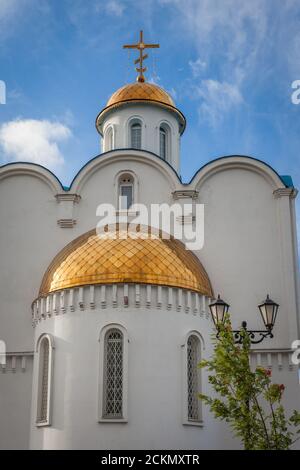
(0, 33), (299, 450)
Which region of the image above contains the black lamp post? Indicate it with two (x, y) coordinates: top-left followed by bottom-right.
(209, 294), (279, 344)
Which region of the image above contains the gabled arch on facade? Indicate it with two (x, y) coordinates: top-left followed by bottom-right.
(0, 162), (64, 195)
(189, 155), (288, 192)
(69, 150), (182, 194)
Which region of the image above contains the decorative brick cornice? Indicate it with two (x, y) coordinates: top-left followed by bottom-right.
(55, 193), (81, 203)
(172, 190), (199, 200)
(57, 219), (77, 228)
(32, 284), (212, 327)
(55, 194), (81, 228)
(176, 214), (195, 225)
(273, 188), (298, 199)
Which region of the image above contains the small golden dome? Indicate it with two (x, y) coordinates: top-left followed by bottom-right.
(39, 226), (213, 297)
(96, 82), (186, 136)
(107, 82), (175, 108)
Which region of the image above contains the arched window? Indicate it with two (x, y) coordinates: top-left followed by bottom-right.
(159, 126), (167, 160)
(36, 334), (54, 426)
(104, 126), (114, 152)
(103, 328), (124, 419)
(187, 334), (202, 422)
(119, 174), (134, 210)
(98, 324), (128, 422)
(131, 122), (142, 149)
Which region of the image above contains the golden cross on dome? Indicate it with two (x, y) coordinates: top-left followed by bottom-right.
(123, 30), (159, 83)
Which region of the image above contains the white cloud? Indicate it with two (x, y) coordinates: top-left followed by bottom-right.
(0, 0), (55, 50)
(196, 79), (243, 127)
(189, 58), (207, 77)
(161, 0), (267, 60)
(162, 0), (300, 83)
(0, 0), (38, 40)
(0, 0), (21, 20)
(148, 74), (161, 85)
(96, 0), (125, 18)
(103, 0), (125, 17)
(0, 119), (72, 168)
(0, 0), (22, 39)
(288, 31), (300, 78)
(168, 87), (177, 100)
(159, 0), (274, 125)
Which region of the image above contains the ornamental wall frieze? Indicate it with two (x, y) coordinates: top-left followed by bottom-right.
(31, 284), (212, 326)
(1, 352), (33, 374)
(250, 349), (296, 371)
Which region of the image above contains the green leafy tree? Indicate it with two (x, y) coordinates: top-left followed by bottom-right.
(199, 315), (300, 450)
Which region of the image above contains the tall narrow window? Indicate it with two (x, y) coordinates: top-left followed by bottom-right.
(103, 329), (124, 419)
(99, 324), (128, 422)
(119, 174), (134, 210)
(106, 127), (113, 151)
(36, 334), (54, 426)
(159, 126), (167, 159)
(187, 335), (201, 422)
(131, 122), (142, 149)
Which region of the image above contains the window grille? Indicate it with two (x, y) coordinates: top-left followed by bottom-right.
(187, 335), (200, 421)
(103, 329), (123, 419)
(37, 338), (50, 423)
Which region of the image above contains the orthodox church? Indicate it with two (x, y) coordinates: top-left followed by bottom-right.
(0, 32), (299, 450)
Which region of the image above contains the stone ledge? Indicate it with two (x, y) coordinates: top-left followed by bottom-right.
(273, 188), (298, 199)
(55, 193), (81, 203)
(172, 190), (199, 200)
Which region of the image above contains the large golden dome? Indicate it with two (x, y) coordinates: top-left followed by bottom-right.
(96, 82), (186, 135)
(39, 226), (213, 297)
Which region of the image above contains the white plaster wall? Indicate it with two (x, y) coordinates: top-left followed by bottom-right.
(101, 104), (181, 172)
(0, 172), (79, 351)
(192, 166), (298, 348)
(30, 294), (240, 450)
(0, 356), (33, 449)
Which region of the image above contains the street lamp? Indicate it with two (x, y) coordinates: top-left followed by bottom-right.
(209, 295), (229, 328)
(209, 294), (279, 344)
(258, 295), (279, 331)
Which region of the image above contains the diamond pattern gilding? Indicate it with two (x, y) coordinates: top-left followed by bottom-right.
(106, 82), (175, 108)
(39, 226), (213, 296)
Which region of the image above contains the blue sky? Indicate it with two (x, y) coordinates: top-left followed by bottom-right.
(0, 0), (300, 238)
